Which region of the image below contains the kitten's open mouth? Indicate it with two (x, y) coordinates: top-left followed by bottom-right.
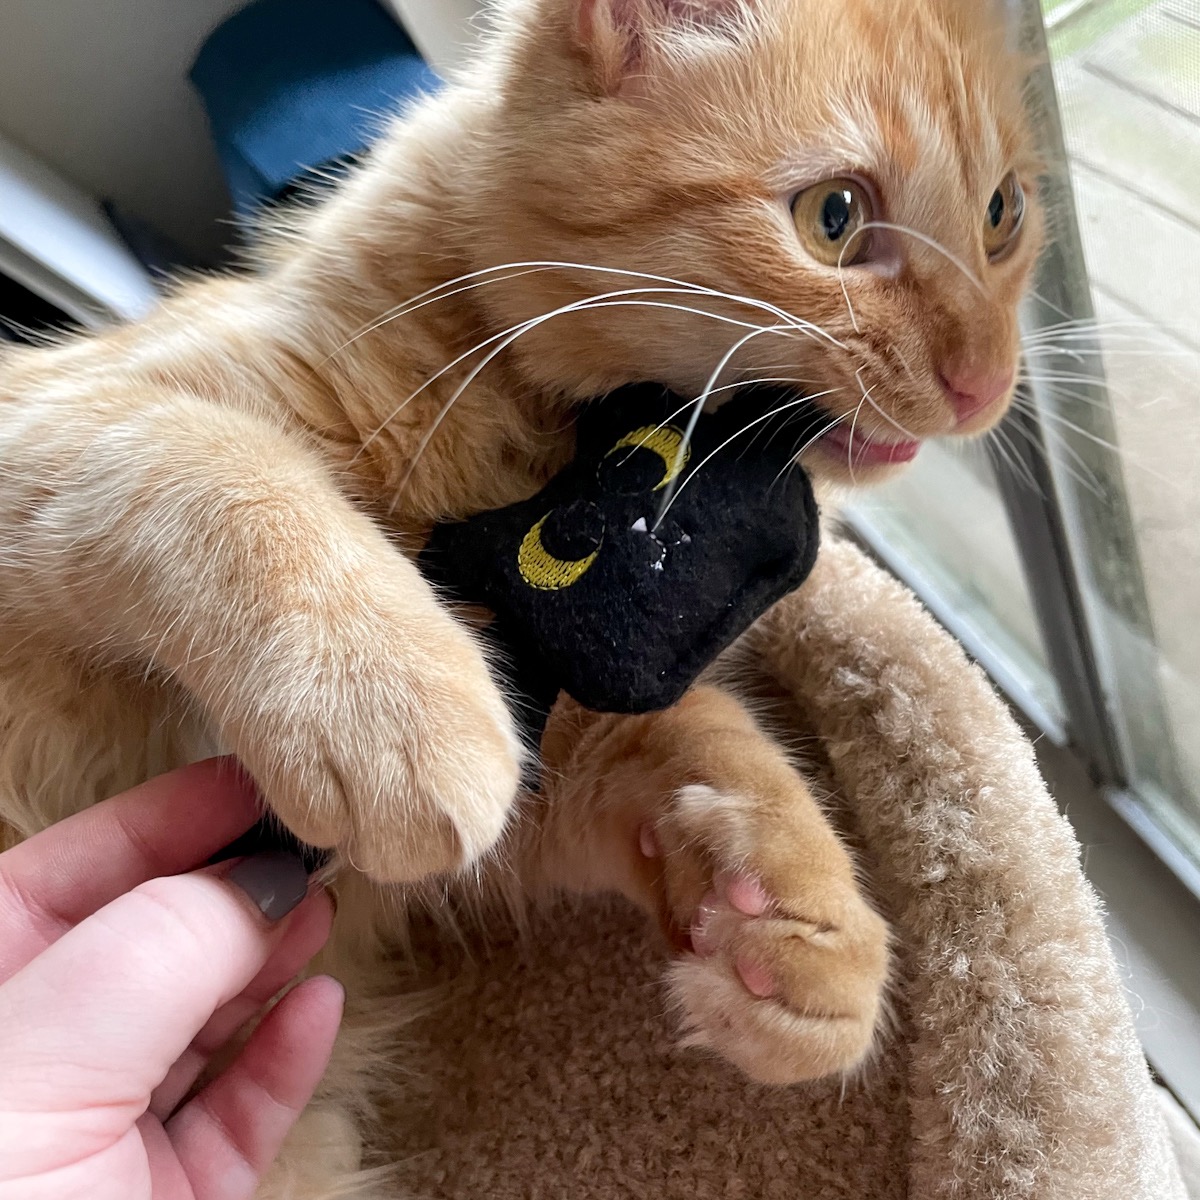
(815, 424), (922, 466)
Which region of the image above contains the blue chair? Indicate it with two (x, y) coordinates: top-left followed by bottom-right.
(190, 0), (440, 227)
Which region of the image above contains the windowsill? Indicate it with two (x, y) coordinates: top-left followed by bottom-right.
(1033, 731), (1200, 1125)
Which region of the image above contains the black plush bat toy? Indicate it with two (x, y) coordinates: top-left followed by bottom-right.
(223, 382), (823, 869)
(420, 381), (824, 746)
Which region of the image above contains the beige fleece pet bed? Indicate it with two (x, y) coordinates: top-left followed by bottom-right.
(377, 537), (1186, 1199)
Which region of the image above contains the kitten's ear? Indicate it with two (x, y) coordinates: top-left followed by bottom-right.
(575, 0), (750, 93)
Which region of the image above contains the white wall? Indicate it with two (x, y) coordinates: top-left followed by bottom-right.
(0, 1), (488, 264)
(0, 0), (248, 262)
(383, 0), (483, 74)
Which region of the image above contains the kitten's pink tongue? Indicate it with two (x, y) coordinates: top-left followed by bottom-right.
(820, 426), (921, 465)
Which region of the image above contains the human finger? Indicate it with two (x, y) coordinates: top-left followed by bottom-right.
(149, 886), (334, 1120)
(0, 758), (262, 980)
(165, 975), (344, 1200)
(0, 854), (308, 1181)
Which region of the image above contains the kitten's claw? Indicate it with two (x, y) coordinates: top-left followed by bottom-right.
(638, 822), (662, 859)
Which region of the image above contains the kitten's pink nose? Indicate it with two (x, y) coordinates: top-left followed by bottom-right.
(939, 364), (1014, 424)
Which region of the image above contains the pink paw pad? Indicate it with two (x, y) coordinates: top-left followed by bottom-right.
(720, 871), (770, 917)
(735, 953), (777, 999)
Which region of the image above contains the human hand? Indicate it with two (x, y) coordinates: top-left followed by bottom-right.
(0, 758), (343, 1200)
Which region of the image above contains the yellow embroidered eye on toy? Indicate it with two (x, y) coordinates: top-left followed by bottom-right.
(420, 383), (824, 744)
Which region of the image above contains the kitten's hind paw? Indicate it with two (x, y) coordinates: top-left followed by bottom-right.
(647, 784), (890, 1084)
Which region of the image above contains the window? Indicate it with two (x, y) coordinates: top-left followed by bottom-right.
(1037, 0), (1200, 857)
(853, 0), (1200, 880)
(397, 0), (1200, 888)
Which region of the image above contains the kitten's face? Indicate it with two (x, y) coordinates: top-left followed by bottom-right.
(471, 0), (1043, 484)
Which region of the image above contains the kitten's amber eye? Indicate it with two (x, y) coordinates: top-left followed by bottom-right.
(792, 178), (873, 267)
(983, 172), (1025, 260)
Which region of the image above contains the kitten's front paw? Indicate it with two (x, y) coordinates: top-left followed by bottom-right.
(225, 603), (524, 884)
(649, 785), (890, 1084)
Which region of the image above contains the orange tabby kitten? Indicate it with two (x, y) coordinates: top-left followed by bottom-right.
(0, 0), (1041, 1192)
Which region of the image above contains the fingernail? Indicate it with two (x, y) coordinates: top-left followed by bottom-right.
(226, 851), (309, 921)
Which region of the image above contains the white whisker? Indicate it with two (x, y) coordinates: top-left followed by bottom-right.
(1018, 371), (1140, 406)
(654, 389), (842, 524)
(845, 393), (870, 486)
(1004, 413), (1105, 498)
(836, 241), (861, 335)
(768, 409), (853, 492)
(1010, 392), (1115, 444)
(855, 221), (986, 294)
(389, 294), (826, 507)
(892, 345), (918, 387)
(324, 259), (846, 367)
(1024, 341), (1186, 359)
(1023, 326), (1174, 345)
(366, 289), (794, 471)
(854, 365), (920, 441)
(616, 377), (815, 469)
(360, 285), (840, 474)
(986, 424), (1041, 494)
(653, 323), (794, 527)
(1025, 289), (1076, 324)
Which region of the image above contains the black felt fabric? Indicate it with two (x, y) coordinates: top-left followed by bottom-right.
(420, 383), (823, 743)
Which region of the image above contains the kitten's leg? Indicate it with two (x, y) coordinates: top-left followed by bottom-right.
(0, 388), (521, 881)
(529, 686), (890, 1084)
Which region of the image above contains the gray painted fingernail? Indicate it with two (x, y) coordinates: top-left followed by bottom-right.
(227, 851), (308, 921)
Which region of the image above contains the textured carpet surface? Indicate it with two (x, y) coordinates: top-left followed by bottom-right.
(389, 901), (909, 1199)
